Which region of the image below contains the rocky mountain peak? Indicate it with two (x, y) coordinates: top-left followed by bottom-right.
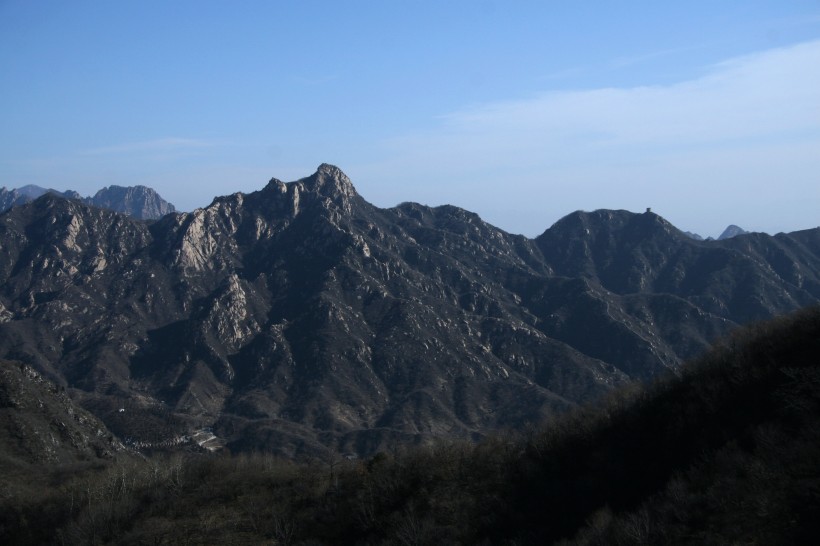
(535, 209), (697, 294)
(14, 185), (49, 199)
(255, 164), (360, 219)
(301, 163), (357, 201)
(1, 166), (819, 459)
(541, 209), (681, 242)
(1, 185), (51, 212)
(262, 177), (288, 194)
(89, 185), (176, 220)
(718, 224), (749, 240)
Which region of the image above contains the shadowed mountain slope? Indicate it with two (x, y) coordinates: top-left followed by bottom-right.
(0, 164), (818, 456)
(0, 358), (126, 499)
(2, 307), (818, 545)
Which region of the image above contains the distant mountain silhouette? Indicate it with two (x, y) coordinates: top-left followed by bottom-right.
(87, 185), (176, 219)
(718, 224), (749, 240)
(0, 164), (818, 457)
(683, 230), (704, 240)
(0, 185), (76, 211)
(0, 183), (175, 219)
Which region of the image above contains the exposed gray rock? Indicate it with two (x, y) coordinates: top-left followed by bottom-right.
(1, 165), (818, 458)
(88, 185), (176, 219)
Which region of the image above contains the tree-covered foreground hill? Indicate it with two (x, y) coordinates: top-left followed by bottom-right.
(3, 306), (820, 545)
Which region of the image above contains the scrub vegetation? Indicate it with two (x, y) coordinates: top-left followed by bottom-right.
(3, 306), (819, 544)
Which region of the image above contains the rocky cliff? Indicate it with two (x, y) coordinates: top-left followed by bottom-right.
(1, 164), (818, 457)
(88, 185), (176, 219)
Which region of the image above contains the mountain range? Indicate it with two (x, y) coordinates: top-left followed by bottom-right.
(0, 183), (175, 220)
(684, 223), (750, 241)
(1, 164), (818, 457)
(3, 290), (819, 544)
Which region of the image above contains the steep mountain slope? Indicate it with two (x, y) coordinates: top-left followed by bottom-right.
(0, 164), (818, 456)
(496, 305), (820, 544)
(0, 358), (126, 512)
(3, 307), (818, 545)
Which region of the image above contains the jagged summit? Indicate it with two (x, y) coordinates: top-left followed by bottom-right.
(1, 165), (819, 458)
(316, 162), (348, 178)
(297, 163), (358, 200)
(260, 164), (357, 199)
(253, 164), (359, 219)
(90, 184), (176, 219)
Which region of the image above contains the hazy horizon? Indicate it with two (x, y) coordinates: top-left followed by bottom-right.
(2, 1), (819, 238)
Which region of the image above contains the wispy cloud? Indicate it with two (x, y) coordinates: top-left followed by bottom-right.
(381, 39), (820, 168)
(79, 137), (216, 156)
(360, 40), (820, 236)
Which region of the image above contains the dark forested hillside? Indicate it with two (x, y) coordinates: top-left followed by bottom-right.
(0, 164), (819, 456)
(0, 360), (125, 474)
(499, 305), (820, 544)
(3, 306), (818, 545)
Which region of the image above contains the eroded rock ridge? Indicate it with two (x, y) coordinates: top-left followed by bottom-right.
(1, 165), (818, 457)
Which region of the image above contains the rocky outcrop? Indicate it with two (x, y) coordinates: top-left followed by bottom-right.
(1, 165), (818, 457)
(88, 185), (176, 219)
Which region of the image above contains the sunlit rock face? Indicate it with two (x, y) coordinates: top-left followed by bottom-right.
(1, 164), (819, 458)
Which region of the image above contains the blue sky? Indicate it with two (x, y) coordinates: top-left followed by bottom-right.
(1, 1), (819, 238)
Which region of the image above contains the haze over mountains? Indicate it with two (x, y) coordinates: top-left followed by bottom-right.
(3, 181), (759, 242)
(0, 164), (818, 457)
(0, 183), (175, 220)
